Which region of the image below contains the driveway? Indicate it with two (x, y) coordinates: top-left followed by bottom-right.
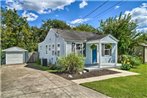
(1, 64), (109, 98)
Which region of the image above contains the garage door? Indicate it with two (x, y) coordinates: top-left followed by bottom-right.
(6, 53), (24, 64)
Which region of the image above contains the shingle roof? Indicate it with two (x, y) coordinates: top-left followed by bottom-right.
(52, 28), (107, 42)
(2, 47), (27, 52)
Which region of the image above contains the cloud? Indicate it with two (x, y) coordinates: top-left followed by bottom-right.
(22, 11), (38, 21)
(136, 27), (147, 33)
(79, 0), (88, 9)
(6, 0), (75, 14)
(124, 3), (147, 30)
(115, 6), (120, 9)
(70, 18), (90, 24)
(142, 3), (147, 8)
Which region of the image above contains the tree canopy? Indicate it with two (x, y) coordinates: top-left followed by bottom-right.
(99, 13), (147, 55)
(1, 9), (35, 51)
(73, 24), (99, 33)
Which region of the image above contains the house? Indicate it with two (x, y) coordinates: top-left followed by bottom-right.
(141, 43), (147, 63)
(38, 28), (118, 68)
(2, 47), (28, 65)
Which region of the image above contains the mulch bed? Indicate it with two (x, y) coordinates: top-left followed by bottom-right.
(53, 69), (120, 80)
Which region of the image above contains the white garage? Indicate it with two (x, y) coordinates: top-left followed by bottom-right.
(2, 47), (28, 65)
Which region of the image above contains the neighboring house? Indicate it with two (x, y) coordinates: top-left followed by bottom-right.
(2, 47), (28, 65)
(38, 28), (118, 68)
(141, 43), (147, 63)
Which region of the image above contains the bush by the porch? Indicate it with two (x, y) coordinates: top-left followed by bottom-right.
(57, 53), (84, 74)
(120, 55), (142, 70)
(121, 64), (131, 70)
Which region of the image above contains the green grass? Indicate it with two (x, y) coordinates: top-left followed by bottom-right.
(81, 64), (147, 98)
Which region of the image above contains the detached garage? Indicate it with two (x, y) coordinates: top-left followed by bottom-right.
(2, 47), (28, 65)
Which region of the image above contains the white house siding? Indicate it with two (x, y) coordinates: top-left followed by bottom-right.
(38, 29), (66, 64)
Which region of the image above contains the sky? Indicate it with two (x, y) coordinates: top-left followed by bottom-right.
(1, 0), (147, 32)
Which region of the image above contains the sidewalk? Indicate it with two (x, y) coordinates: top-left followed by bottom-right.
(72, 68), (139, 84)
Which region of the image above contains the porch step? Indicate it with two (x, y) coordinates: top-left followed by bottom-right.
(84, 66), (101, 71)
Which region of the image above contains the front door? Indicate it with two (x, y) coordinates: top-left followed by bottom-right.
(92, 47), (97, 64)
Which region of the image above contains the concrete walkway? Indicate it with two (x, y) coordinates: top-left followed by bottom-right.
(72, 68), (139, 84)
(1, 64), (110, 98)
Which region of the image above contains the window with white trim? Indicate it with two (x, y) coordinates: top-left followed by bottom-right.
(102, 44), (112, 56)
(52, 44), (54, 49)
(46, 45), (48, 54)
(52, 51), (55, 55)
(57, 44), (60, 48)
(76, 44), (83, 54)
(57, 50), (60, 56)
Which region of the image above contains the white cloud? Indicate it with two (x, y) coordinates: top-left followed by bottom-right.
(79, 0), (88, 9)
(6, 0), (75, 14)
(136, 27), (147, 33)
(71, 18), (90, 24)
(22, 11), (38, 21)
(142, 3), (147, 8)
(115, 5), (120, 9)
(124, 3), (147, 30)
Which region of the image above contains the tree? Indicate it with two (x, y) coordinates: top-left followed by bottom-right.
(1, 9), (34, 51)
(73, 24), (99, 33)
(39, 19), (71, 42)
(99, 13), (147, 55)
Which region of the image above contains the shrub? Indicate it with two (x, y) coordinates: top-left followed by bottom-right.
(121, 64), (131, 70)
(120, 55), (142, 70)
(57, 53), (84, 73)
(129, 56), (142, 67)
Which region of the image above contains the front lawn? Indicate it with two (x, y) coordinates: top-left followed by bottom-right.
(81, 64), (147, 98)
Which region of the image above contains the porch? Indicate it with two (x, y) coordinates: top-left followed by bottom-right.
(85, 35), (118, 69)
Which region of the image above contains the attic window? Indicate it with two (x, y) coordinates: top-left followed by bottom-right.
(57, 44), (60, 47)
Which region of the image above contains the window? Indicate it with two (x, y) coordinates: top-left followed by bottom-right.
(72, 43), (75, 52)
(52, 44), (54, 49)
(76, 44), (83, 54)
(57, 50), (60, 56)
(57, 44), (60, 48)
(46, 45), (48, 54)
(52, 51), (55, 55)
(102, 44), (112, 56)
(49, 45), (51, 51)
(83, 43), (86, 57)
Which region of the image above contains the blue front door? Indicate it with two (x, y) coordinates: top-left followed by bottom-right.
(92, 47), (97, 63)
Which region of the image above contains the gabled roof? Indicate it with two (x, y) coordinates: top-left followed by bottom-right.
(52, 28), (108, 42)
(2, 46), (27, 52)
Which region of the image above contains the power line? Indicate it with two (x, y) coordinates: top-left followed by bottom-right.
(83, 0), (109, 19)
(94, 0), (123, 18)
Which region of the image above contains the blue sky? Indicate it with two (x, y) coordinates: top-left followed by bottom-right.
(1, 0), (147, 32)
